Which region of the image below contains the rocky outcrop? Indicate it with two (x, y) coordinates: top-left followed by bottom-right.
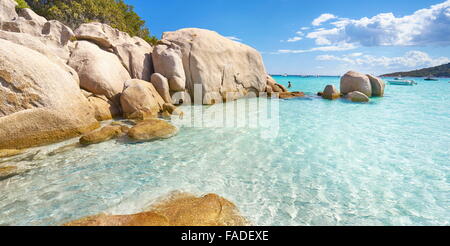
(74, 22), (133, 49)
(151, 73), (172, 103)
(128, 119), (178, 141)
(86, 95), (121, 121)
(322, 85), (340, 100)
(17, 8), (47, 25)
(0, 0), (17, 22)
(120, 79), (165, 120)
(340, 71), (372, 97)
(79, 125), (123, 145)
(156, 28), (267, 104)
(0, 31), (78, 79)
(65, 193), (248, 226)
(162, 103), (184, 117)
(152, 42), (186, 92)
(1, 6), (74, 62)
(74, 22), (154, 81)
(68, 41), (131, 100)
(0, 39), (99, 149)
(346, 91), (370, 103)
(266, 75), (288, 93)
(367, 74), (385, 97)
(115, 39), (153, 81)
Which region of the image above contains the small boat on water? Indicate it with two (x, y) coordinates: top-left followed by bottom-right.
(424, 75), (438, 81)
(388, 79), (417, 86)
(394, 76), (403, 80)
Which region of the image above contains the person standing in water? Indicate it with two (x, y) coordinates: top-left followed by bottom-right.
(288, 81), (292, 88)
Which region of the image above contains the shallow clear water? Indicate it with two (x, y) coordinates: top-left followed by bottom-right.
(0, 76), (449, 226)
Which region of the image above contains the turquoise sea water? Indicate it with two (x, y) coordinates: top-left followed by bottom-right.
(0, 76), (449, 226)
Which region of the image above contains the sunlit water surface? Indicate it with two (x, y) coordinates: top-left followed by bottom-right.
(0, 76), (449, 226)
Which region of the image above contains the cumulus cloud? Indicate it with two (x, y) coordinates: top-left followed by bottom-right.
(307, 1), (450, 47)
(316, 51), (450, 68)
(287, 36), (303, 42)
(278, 43), (356, 54)
(312, 13), (337, 26)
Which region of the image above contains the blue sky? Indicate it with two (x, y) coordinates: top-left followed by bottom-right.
(126, 0), (450, 75)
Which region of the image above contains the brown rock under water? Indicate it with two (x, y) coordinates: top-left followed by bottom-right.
(0, 166), (19, 180)
(0, 149), (24, 158)
(79, 125), (123, 145)
(65, 193), (248, 226)
(278, 91), (305, 99)
(128, 119), (177, 142)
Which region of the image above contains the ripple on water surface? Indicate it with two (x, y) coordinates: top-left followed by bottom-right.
(0, 76), (449, 226)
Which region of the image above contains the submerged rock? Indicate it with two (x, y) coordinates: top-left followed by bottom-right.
(278, 91), (305, 99)
(128, 119), (177, 141)
(0, 149), (24, 158)
(64, 211), (169, 226)
(0, 166), (19, 181)
(340, 71), (372, 97)
(322, 85), (340, 100)
(346, 91), (370, 103)
(47, 143), (80, 156)
(64, 193), (248, 226)
(79, 125), (123, 145)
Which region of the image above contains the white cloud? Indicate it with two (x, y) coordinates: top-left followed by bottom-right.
(278, 43), (356, 54)
(300, 27), (310, 30)
(287, 36), (303, 42)
(312, 13), (338, 26)
(316, 51), (450, 68)
(307, 1), (450, 47)
(226, 36), (242, 41)
(348, 52), (363, 57)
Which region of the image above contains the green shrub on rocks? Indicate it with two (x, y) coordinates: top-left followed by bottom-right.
(24, 0), (158, 45)
(15, 0), (30, 9)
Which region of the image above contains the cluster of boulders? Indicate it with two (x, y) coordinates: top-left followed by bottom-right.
(78, 119), (178, 146)
(320, 71), (385, 102)
(0, 0), (289, 150)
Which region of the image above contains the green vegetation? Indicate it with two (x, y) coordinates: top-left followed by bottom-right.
(15, 0), (30, 9)
(24, 0), (158, 45)
(382, 63), (450, 77)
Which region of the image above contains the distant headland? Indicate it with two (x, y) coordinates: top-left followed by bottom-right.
(381, 63), (450, 77)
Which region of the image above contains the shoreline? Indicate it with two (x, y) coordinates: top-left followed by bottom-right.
(0, 0), (449, 227)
